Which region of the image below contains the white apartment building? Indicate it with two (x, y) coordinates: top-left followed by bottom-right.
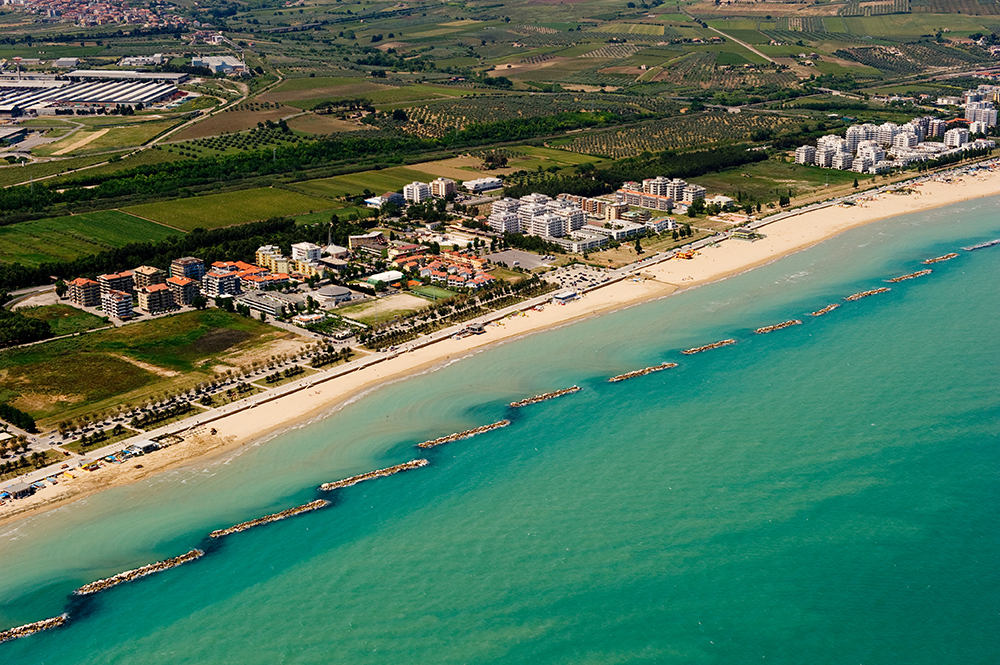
(795, 145), (816, 165)
(893, 132), (918, 149)
(403, 181), (432, 202)
(530, 213), (566, 238)
(944, 127), (970, 148)
(682, 184), (706, 203)
(852, 156), (873, 173)
(877, 122), (899, 146)
(831, 153), (853, 171)
(970, 120), (988, 135)
(290, 242), (322, 263)
(489, 212), (521, 234)
(642, 176), (672, 196)
(549, 206), (586, 232)
(815, 147), (836, 168)
(927, 118), (947, 138)
(491, 197), (520, 215)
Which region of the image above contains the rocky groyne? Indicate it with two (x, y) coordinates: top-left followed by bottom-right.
(75, 550), (204, 596)
(319, 460), (429, 490)
(210, 500), (330, 539)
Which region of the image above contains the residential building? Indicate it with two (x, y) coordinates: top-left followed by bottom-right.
(166, 275), (198, 306)
(876, 122), (899, 145)
(403, 181), (432, 202)
(102, 289), (133, 320)
(430, 177), (457, 198)
(255, 245), (283, 271)
(927, 118), (947, 138)
(794, 145), (816, 165)
(290, 242), (322, 263)
(944, 127), (970, 148)
(682, 184), (706, 203)
(202, 270), (241, 297)
(970, 120), (988, 135)
(489, 211), (521, 234)
(67, 277), (100, 307)
(814, 147), (836, 168)
(133, 265), (166, 289)
(97, 270), (133, 297)
(137, 283), (174, 313)
(530, 213), (567, 238)
(170, 256), (205, 281)
(893, 132), (918, 149)
(831, 153), (853, 170)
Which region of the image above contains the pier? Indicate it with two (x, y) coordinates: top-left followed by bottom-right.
(417, 420), (511, 449)
(845, 287), (890, 301)
(319, 459), (429, 490)
(609, 362), (677, 383)
(681, 339), (736, 355)
(75, 550), (204, 596)
(888, 269), (931, 283)
(210, 500), (330, 539)
(924, 253), (958, 264)
(754, 320), (802, 334)
(0, 614), (67, 645)
(510, 386), (580, 407)
(810, 303), (840, 316)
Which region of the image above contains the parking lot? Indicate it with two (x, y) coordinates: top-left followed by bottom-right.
(486, 249), (556, 271)
(543, 264), (612, 291)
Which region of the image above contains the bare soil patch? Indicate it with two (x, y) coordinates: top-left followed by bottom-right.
(286, 114), (365, 135)
(171, 106), (299, 141)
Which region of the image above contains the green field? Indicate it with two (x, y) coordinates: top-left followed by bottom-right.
(695, 158), (862, 206)
(0, 153), (129, 188)
(18, 304), (109, 336)
(292, 167), (441, 199)
(123, 188), (335, 230)
(0, 309), (294, 427)
(409, 285), (456, 300)
(0, 211), (181, 268)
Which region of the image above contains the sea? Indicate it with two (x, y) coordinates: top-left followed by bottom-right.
(1, 197), (998, 664)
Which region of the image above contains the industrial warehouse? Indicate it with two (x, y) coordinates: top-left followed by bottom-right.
(0, 70), (185, 116)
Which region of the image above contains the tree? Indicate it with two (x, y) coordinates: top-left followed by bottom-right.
(634, 238), (643, 254)
(192, 295), (208, 310)
(54, 280), (67, 298)
(259, 311), (267, 322)
(853, 178), (859, 188)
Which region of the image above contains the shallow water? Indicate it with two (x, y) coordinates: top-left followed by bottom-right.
(1, 198), (998, 664)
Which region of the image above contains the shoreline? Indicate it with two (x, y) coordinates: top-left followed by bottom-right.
(3, 164), (1000, 527)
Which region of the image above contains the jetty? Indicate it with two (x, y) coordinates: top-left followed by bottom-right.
(0, 614), (68, 645)
(845, 287), (890, 301)
(210, 499), (330, 539)
(75, 550), (204, 596)
(810, 303), (840, 317)
(888, 269), (931, 283)
(923, 253), (958, 264)
(417, 420), (511, 449)
(962, 238), (1000, 251)
(681, 339), (736, 355)
(754, 320), (801, 334)
(510, 386), (580, 407)
(319, 459), (429, 490)
(609, 362), (677, 383)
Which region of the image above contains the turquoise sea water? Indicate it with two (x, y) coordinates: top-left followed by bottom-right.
(1, 199), (998, 664)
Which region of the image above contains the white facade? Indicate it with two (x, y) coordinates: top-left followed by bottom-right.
(291, 242), (322, 263)
(489, 212), (521, 234)
(795, 145), (816, 165)
(944, 128), (970, 148)
(403, 181), (432, 202)
(814, 147), (836, 168)
(876, 122), (899, 146)
(893, 132), (918, 149)
(682, 184), (706, 203)
(831, 153), (853, 170)
(462, 177), (503, 193)
(530, 213), (567, 238)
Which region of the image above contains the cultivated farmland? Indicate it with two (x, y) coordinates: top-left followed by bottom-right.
(566, 112), (800, 158)
(123, 188), (335, 230)
(0, 211), (181, 268)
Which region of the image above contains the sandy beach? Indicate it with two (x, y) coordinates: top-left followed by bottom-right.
(3, 165), (999, 526)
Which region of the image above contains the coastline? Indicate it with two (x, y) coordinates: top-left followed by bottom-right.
(3, 166), (999, 527)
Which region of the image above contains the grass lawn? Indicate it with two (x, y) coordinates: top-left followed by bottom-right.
(33, 119), (183, 156)
(0, 211), (181, 268)
(123, 187), (335, 230)
(487, 266), (529, 283)
(18, 304), (109, 336)
(0, 309), (294, 428)
(409, 285), (456, 300)
(338, 293), (430, 325)
(292, 167), (440, 199)
(695, 158), (861, 207)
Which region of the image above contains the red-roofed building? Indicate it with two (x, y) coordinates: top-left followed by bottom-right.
(67, 277), (101, 307)
(137, 283), (174, 313)
(166, 275), (198, 306)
